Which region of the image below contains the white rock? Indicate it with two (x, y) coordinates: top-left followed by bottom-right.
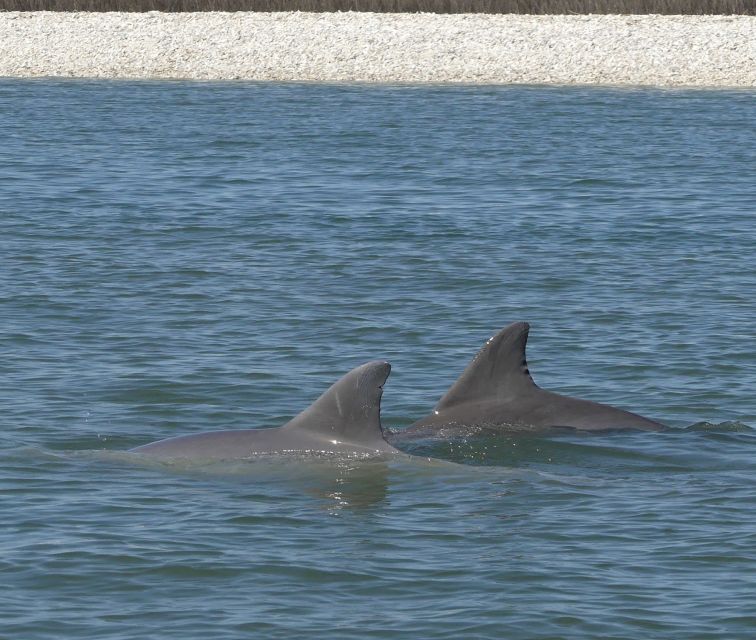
(0, 12), (753, 86)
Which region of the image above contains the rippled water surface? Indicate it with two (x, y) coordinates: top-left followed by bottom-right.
(1, 80), (755, 639)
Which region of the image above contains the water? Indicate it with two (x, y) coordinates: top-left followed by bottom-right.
(1, 79), (755, 639)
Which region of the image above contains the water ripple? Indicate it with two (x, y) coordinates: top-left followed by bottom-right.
(1, 80), (755, 639)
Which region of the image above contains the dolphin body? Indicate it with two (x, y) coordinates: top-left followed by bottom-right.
(394, 322), (665, 439)
(131, 361), (400, 460)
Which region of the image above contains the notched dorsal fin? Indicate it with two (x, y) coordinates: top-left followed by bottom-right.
(284, 361), (391, 447)
(436, 322), (536, 411)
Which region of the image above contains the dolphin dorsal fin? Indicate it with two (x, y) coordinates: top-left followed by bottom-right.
(283, 361), (392, 448)
(436, 322), (536, 411)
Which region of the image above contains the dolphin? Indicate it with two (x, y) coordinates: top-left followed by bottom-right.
(394, 322), (665, 439)
(131, 361), (400, 459)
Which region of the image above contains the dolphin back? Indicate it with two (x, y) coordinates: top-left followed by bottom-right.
(405, 322), (665, 434)
(131, 360), (397, 459)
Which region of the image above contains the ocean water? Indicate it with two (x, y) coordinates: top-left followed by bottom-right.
(1, 79), (755, 639)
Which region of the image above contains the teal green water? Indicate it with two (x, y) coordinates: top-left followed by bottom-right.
(1, 80), (755, 638)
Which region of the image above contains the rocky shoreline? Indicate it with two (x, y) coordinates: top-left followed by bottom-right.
(1, 12), (754, 86)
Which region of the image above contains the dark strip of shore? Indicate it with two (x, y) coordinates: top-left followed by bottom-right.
(3, 0), (754, 14)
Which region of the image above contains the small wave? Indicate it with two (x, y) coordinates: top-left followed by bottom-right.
(684, 421), (754, 433)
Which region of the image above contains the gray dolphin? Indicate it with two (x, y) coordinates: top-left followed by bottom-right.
(395, 322), (665, 438)
(131, 361), (400, 459)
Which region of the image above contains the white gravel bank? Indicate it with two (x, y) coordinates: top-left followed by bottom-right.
(0, 12), (754, 86)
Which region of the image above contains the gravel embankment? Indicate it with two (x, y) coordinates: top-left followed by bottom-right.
(0, 12), (754, 86)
